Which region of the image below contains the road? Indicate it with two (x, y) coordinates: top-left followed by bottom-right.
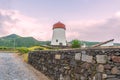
(0, 53), (49, 80)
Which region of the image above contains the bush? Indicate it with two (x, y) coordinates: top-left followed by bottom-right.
(17, 47), (29, 54)
(71, 39), (81, 48)
(0, 47), (13, 51)
(34, 47), (44, 50)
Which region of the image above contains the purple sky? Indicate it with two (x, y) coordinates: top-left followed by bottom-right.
(0, 0), (120, 42)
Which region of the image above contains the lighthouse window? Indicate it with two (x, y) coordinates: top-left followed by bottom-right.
(59, 43), (63, 46)
(56, 39), (58, 42)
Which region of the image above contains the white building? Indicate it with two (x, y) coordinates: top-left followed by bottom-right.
(51, 22), (67, 46)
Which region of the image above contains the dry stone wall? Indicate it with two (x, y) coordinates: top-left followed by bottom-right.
(28, 48), (120, 80)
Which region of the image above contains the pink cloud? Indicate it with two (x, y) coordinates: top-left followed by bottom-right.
(115, 11), (120, 17)
(65, 14), (120, 42)
(0, 9), (120, 42)
(0, 9), (52, 40)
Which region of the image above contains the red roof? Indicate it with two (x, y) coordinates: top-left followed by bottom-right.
(53, 22), (66, 30)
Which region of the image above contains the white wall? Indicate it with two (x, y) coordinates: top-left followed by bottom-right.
(51, 28), (66, 46)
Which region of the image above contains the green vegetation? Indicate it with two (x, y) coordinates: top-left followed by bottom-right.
(16, 46), (50, 55)
(0, 34), (51, 47)
(71, 39), (81, 48)
(17, 47), (30, 55)
(28, 46), (49, 51)
(18, 46), (50, 62)
(22, 54), (28, 62)
(39, 41), (51, 46)
(0, 47), (14, 51)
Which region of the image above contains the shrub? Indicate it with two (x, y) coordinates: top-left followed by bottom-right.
(71, 39), (81, 48)
(17, 47), (29, 54)
(34, 47), (44, 50)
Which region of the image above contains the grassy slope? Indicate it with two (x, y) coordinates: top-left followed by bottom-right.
(0, 34), (41, 47)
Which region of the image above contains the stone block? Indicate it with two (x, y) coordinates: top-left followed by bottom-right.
(80, 76), (86, 80)
(95, 73), (102, 80)
(75, 74), (80, 80)
(111, 56), (120, 63)
(82, 54), (93, 63)
(107, 75), (116, 78)
(61, 54), (65, 59)
(64, 75), (71, 80)
(55, 54), (61, 59)
(70, 60), (76, 67)
(104, 64), (111, 70)
(81, 63), (91, 69)
(106, 78), (120, 80)
(96, 55), (107, 63)
(111, 67), (119, 74)
(116, 75), (120, 78)
(81, 50), (86, 54)
(60, 74), (64, 80)
(102, 74), (107, 79)
(64, 66), (70, 70)
(75, 53), (81, 60)
(97, 64), (104, 72)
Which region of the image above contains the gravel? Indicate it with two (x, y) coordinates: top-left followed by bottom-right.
(0, 53), (49, 80)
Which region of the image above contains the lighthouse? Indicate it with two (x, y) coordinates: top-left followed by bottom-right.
(51, 22), (67, 46)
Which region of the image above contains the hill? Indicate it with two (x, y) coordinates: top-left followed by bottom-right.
(2, 34), (21, 39)
(0, 34), (120, 47)
(0, 34), (41, 47)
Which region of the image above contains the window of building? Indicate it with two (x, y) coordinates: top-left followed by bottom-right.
(56, 39), (58, 42)
(59, 43), (63, 46)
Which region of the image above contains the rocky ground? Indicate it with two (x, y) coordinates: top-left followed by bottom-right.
(0, 53), (50, 80)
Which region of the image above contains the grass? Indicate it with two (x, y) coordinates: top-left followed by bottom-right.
(19, 46), (50, 62)
(22, 53), (28, 62)
(28, 46), (48, 51)
(0, 46), (50, 62)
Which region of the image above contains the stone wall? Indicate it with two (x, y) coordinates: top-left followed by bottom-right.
(28, 47), (120, 80)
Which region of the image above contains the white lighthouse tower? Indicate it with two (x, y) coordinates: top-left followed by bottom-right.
(51, 22), (67, 46)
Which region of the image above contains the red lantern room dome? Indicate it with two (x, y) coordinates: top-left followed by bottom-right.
(53, 22), (66, 30)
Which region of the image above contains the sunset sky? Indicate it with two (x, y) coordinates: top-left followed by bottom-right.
(0, 0), (120, 42)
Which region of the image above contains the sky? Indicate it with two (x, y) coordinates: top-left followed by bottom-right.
(0, 0), (120, 42)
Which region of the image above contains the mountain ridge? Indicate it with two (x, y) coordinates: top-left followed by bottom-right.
(2, 34), (21, 39)
(0, 34), (120, 47)
(0, 34), (41, 47)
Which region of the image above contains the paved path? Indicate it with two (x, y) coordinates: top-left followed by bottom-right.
(0, 53), (50, 80)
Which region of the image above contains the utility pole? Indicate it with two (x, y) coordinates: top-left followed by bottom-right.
(14, 38), (16, 51)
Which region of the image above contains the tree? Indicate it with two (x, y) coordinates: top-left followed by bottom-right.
(71, 39), (81, 48)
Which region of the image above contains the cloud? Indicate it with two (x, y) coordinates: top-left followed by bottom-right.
(66, 12), (120, 42)
(115, 11), (120, 17)
(0, 9), (120, 42)
(0, 9), (51, 40)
